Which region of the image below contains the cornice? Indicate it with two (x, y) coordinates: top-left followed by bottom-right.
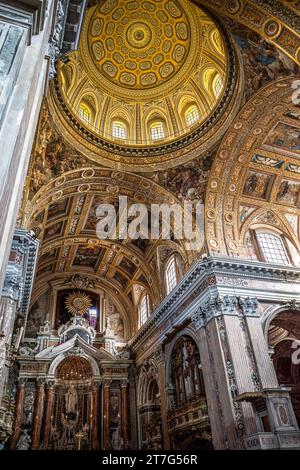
(129, 256), (300, 349)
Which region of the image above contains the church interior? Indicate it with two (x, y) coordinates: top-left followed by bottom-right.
(1, 0), (300, 451)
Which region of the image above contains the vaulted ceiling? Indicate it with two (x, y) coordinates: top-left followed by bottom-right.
(18, 0), (300, 337)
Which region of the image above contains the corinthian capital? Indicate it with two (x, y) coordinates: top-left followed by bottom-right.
(238, 297), (259, 317)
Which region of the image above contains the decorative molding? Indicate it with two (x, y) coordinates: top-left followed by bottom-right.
(48, 0), (87, 78)
(130, 255), (300, 350)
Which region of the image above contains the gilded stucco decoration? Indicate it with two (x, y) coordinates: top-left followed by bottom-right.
(195, 0), (300, 67)
(49, 0), (243, 170)
(205, 76), (300, 257)
(19, 101), (195, 334)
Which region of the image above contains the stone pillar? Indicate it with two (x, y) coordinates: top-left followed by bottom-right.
(121, 380), (129, 448)
(92, 383), (99, 450)
(194, 323), (228, 450)
(9, 379), (25, 449)
(0, 1), (54, 294)
(153, 347), (171, 449)
(103, 380), (110, 449)
(31, 379), (45, 449)
(192, 294), (300, 450)
(0, 230), (39, 404)
(0, 293), (18, 402)
(238, 298), (278, 388)
(128, 366), (138, 449)
(192, 296), (256, 449)
(42, 381), (55, 449)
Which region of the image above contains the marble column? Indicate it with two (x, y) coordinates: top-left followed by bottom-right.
(238, 298), (278, 388)
(0, 295), (18, 403)
(31, 379), (45, 449)
(9, 379), (25, 449)
(103, 380), (110, 450)
(128, 367), (138, 449)
(192, 295), (292, 450)
(92, 383), (99, 450)
(0, 1), (54, 294)
(121, 380), (129, 448)
(154, 347), (171, 449)
(42, 382), (55, 449)
(192, 297), (253, 449)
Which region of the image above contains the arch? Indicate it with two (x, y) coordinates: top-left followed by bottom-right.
(137, 359), (159, 406)
(138, 291), (151, 328)
(203, 67), (224, 100)
(184, 104), (200, 128)
(194, 0), (300, 66)
(240, 207), (300, 251)
(56, 355), (93, 381)
(243, 226), (299, 265)
(111, 119), (128, 140)
(169, 334), (205, 404)
(165, 327), (201, 386)
(262, 304), (300, 345)
(60, 64), (73, 92)
(265, 309), (300, 425)
(137, 359), (162, 449)
(78, 94), (97, 125)
(47, 352), (100, 381)
(107, 105), (131, 140)
(165, 253), (184, 295)
(149, 120), (166, 142)
(205, 77), (300, 256)
(213, 73), (223, 98)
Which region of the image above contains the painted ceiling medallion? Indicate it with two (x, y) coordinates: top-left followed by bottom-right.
(65, 291), (93, 316)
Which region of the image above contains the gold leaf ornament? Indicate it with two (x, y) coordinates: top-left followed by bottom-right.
(65, 291), (93, 316)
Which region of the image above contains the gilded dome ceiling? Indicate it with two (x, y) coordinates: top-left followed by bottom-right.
(52, 0), (240, 170)
(86, 0), (192, 91)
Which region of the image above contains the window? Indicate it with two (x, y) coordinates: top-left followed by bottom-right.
(138, 294), (150, 327)
(79, 104), (91, 123)
(150, 121), (165, 141)
(112, 121), (126, 139)
(213, 74), (223, 97)
(256, 232), (290, 265)
(88, 307), (98, 329)
(166, 255), (178, 294)
(185, 105), (199, 127)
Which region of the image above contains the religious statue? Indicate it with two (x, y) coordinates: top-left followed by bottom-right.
(65, 385), (78, 413)
(16, 429), (31, 450)
(23, 390), (35, 425)
(60, 411), (79, 448)
(111, 427), (123, 450)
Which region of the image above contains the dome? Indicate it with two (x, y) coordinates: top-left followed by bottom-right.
(56, 356), (93, 381)
(51, 0), (241, 171)
(56, 0), (230, 151)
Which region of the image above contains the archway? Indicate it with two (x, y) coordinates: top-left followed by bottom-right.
(168, 335), (212, 449)
(268, 311), (300, 425)
(137, 364), (163, 450)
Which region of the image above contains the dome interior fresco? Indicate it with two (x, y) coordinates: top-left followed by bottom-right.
(55, 0), (230, 156)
